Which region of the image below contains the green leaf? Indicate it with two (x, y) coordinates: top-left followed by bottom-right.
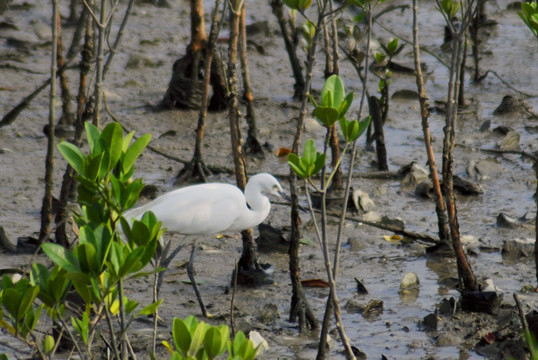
(313, 153), (326, 175)
(375, 52), (386, 64)
(287, 153), (307, 179)
(282, 0), (312, 11)
(57, 142), (85, 176)
(125, 299), (139, 315)
(338, 92), (354, 119)
(42, 335), (55, 354)
(85, 152), (104, 182)
(85, 122), (101, 154)
(137, 299), (163, 316)
(100, 122), (124, 168)
(17, 286), (39, 322)
(119, 247), (144, 277)
(302, 139), (317, 166)
(2, 288), (21, 320)
(387, 38), (398, 54)
(72, 311), (90, 344)
(42, 243), (80, 273)
(312, 106), (339, 127)
(188, 321), (208, 357)
(204, 327), (227, 359)
(321, 75), (345, 109)
(122, 133), (151, 175)
(173, 318), (192, 355)
(358, 116), (371, 139)
(122, 130), (135, 152)
(108, 242), (122, 275)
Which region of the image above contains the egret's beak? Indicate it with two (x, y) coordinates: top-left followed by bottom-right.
(277, 190), (308, 212)
(277, 189), (289, 200)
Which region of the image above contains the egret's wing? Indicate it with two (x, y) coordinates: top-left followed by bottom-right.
(128, 183), (246, 235)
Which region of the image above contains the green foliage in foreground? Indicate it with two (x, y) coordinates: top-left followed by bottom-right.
(0, 122), (259, 360)
(163, 316), (259, 360)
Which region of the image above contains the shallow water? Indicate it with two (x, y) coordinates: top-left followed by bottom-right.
(0, 0), (537, 358)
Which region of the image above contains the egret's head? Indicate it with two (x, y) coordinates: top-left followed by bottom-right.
(251, 173), (284, 198)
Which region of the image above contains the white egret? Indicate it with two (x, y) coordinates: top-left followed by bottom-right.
(123, 173), (284, 316)
(124, 173), (284, 236)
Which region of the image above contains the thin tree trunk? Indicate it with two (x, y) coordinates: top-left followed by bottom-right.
(270, 0), (305, 99)
(288, 1), (331, 334)
(56, 11), (74, 125)
(442, 30), (477, 291)
(93, 0), (106, 128)
(38, 0), (59, 244)
(69, 0), (78, 22)
(323, 21), (333, 77)
(55, 7), (92, 246)
(228, 0), (258, 272)
(239, 4), (264, 156)
(177, 0), (224, 183)
(412, 0), (450, 245)
(327, 0), (342, 190)
(103, 0), (135, 78)
(458, 34), (467, 107)
(534, 153), (538, 285)
(369, 96), (388, 171)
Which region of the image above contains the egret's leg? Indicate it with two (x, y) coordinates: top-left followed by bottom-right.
(187, 237), (209, 318)
(156, 238), (183, 296)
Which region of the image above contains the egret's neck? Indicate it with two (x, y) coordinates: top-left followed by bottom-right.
(244, 186), (271, 227)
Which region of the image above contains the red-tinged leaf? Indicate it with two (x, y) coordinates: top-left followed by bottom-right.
(483, 332), (495, 344)
(275, 147), (292, 157)
(301, 278), (329, 288)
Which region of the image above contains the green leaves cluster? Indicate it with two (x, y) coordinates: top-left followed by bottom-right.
(165, 316), (259, 360)
(0, 275), (41, 338)
(308, 75), (354, 128)
(519, 1), (538, 39)
(1, 121), (162, 359)
(282, 0), (312, 11)
(438, 0), (460, 20)
(58, 122), (151, 213)
(289, 75), (370, 180)
(288, 139), (326, 179)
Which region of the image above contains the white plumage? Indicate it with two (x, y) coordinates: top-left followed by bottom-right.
(124, 173), (283, 236)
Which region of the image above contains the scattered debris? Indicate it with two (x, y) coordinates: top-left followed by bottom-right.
(399, 272), (420, 292)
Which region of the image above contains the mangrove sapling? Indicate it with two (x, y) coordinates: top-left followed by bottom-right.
(227, 0), (262, 280)
(37, 0), (58, 245)
(437, 0), (478, 291)
(368, 37), (404, 170)
(411, 0), (451, 247)
(1, 122), (164, 359)
(289, 74), (370, 360)
(323, 0), (344, 190)
(282, 0), (326, 334)
(55, 0), (141, 246)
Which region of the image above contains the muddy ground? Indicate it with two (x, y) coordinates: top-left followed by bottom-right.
(1, 0), (538, 358)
